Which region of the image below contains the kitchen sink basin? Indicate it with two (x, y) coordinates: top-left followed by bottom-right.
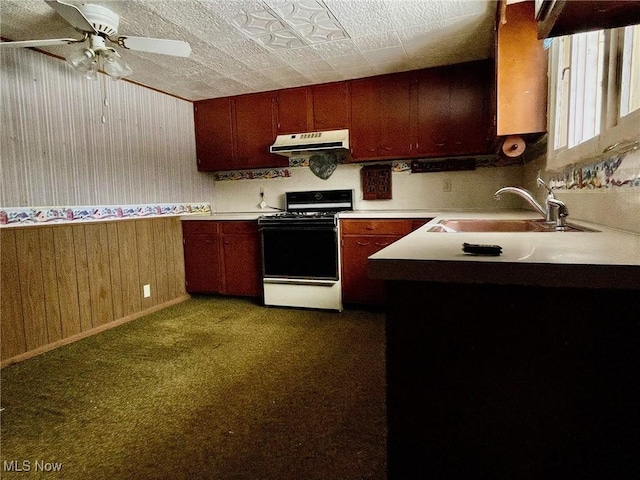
(428, 219), (597, 233)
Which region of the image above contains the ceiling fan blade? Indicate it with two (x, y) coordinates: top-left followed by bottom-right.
(0, 37), (85, 48)
(45, 0), (97, 34)
(117, 37), (192, 57)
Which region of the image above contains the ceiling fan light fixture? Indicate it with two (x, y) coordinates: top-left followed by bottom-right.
(100, 48), (132, 80)
(66, 46), (98, 80)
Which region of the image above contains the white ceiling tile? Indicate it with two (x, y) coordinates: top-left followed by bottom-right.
(325, 52), (371, 69)
(230, 8), (288, 36)
(370, 60), (409, 76)
(291, 58), (335, 75)
(310, 38), (360, 58)
(352, 31), (402, 52)
(297, 20), (350, 44)
(304, 71), (344, 83)
(362, 45), (408, 65)
(254, 31), (306, 50)
(273, 46), (324, 65)
(231, 72), (282, 91)
(1, 0), (497, 100)
(334, 64), (377, 79)
(215, 38), (269, 57)
(239, 52), (289, 69)
(273, 0), (336, 27)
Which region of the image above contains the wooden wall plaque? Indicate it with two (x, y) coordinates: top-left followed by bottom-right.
(361, 164), (392, 200)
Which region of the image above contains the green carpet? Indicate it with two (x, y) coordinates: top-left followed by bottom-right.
(0, 297), (386, 480)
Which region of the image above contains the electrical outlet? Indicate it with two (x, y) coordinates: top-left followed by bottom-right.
(443, 179), (452, 192)
(259, 186), (267, 208)
(143, 284), (151, 298)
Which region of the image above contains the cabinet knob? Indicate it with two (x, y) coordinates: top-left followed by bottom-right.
(356, 241), (371, 246)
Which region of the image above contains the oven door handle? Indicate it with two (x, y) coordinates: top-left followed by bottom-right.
(259, 225), (337, 232)
(263, 278), (337, 287)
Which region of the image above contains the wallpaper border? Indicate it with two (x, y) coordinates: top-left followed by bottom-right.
(0, 203), (212, 227)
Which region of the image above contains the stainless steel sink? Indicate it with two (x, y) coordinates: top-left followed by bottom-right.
(428, 219), (598, 233)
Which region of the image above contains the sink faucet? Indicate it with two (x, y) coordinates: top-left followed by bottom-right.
(494, 177), (569, 230)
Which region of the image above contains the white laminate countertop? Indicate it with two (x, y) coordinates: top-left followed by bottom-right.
(180, 212), (267, 221)
(368, 211), (640, 290)
(180, 210), (441, 221)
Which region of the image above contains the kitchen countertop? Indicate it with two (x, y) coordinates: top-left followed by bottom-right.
(368, 211), (640, 290)
(338, 210), (440, 219)
(181, 209), (441, 221)
(180, 212), (268, 221)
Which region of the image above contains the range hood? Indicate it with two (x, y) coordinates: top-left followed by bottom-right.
(270, 129), (349, 157)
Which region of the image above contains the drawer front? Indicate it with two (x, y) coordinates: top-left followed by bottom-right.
(341, 219), (411, 236)
(221, 221), (258, 234)
(182, 220), (219, 235)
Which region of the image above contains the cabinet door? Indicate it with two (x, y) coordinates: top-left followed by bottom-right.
(221, 223), (262, 297)
(415, 62), (492, 157)
(349, 77), (380, 160)
(415, 66), (452, 156)
(350, 75), (413, 161)
(378, 72), (413, 158)
(234, 92), (287, 169)
(311, 81), (351, 131)
(183, 234), (221, 293)
(275, 87), (310, 134)
(449, 61), (492, 154)
(342, 234), (402, 305)
(194, 98), (235, 171)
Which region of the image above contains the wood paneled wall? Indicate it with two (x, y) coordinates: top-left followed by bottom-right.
(1, 217), (187, 366)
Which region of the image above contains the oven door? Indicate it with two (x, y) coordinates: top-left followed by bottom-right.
(261, 225), (339, 281)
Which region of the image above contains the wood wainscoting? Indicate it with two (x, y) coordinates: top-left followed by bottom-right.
(1, 217), (187, 367)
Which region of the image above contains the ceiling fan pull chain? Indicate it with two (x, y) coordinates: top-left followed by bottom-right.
(100, 73), (108, 124)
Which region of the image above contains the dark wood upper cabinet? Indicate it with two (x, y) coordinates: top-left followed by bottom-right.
(234, 92), (287, 170)
(415, 60), (492, 157)
(415, 66), (452, 157)
(275, 87), (310, 134)
(349, 72), (413, 161)
(349, 77), (379, 159)
(311, 81), (351, 131)
(449, 61), (493, 154)
(194, 98), (235, 171)
(378, 72), (413, 157)
(537, 0), (640, 39)
(194, 61), (496, 170)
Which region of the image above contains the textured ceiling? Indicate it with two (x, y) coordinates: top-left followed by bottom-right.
(0, 0), (498, 101)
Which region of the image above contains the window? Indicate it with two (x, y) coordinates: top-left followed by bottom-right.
(548, 23), (640, 168)
(552, 30), (605, 149)
(620, 24), (640, 117)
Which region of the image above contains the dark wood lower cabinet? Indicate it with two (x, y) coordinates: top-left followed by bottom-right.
(340, 219), (430, 305)
(220, 221), (262, 297)
(182, 221), (221, 293)
(385, 281), (640, 479)
(182, 220), (261, 297)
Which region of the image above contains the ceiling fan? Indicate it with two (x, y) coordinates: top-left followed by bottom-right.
(0, 0), (192, 80)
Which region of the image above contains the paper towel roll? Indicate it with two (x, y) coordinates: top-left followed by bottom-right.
(501, 135), (526, 157)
